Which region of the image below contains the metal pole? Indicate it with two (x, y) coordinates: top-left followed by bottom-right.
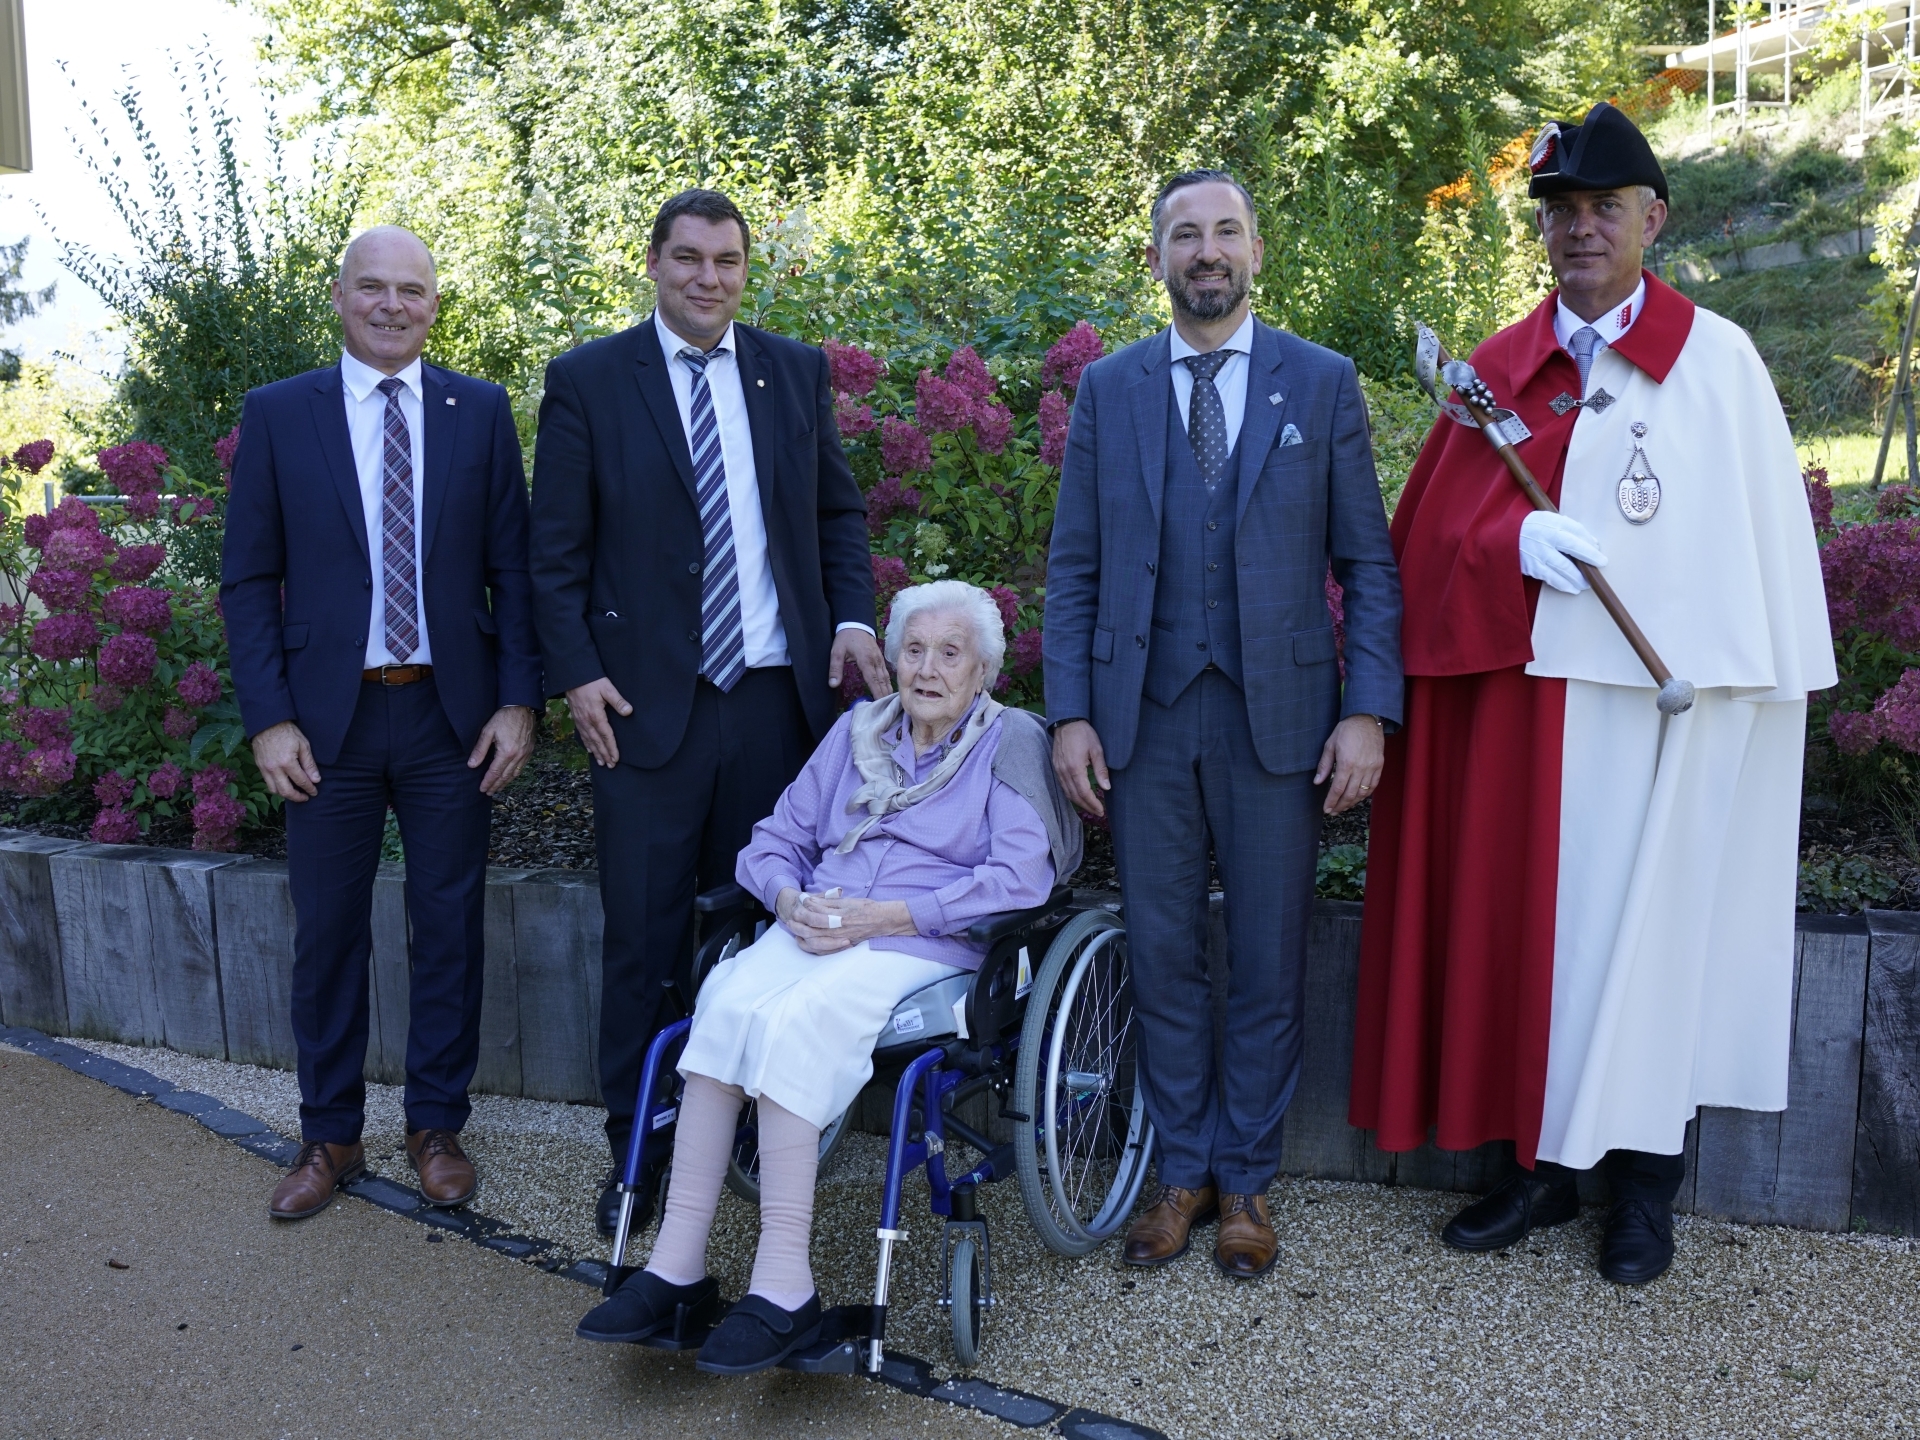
(1872, 235), (1920, 489)
(1784, 1), (1794, 112)
(1865, 18), (1873, 135)
(1707, 0), (1716, 143)
(1906, 384), (1917, 485)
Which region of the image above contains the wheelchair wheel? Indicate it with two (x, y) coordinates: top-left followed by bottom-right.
(948, 1235), (984, 1368)
(722, 1101), (852, 1204)
(1012, 908), (1155, 1257)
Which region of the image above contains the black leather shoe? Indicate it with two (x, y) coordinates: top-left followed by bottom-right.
(695, 1293), (823, 1375)
(576, 1271), (722, 1344)
(1598, 1198), (1674, 1285)
(596, 1161), (660, 1240)
(1441, 1169), (1580, 1252)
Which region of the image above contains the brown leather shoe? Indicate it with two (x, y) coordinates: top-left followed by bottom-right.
(1123, 1183), (1218, 1266)
(268, 1140), (365, 1220)
(1214, 1192), (1278, 1279)
(406, 1128), (478, 1207)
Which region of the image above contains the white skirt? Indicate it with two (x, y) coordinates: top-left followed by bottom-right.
(676, 925), (964, 1129)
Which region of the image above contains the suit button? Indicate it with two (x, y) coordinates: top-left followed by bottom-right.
(687, 630), (699, 642)
(689, 562), (701, 574)
(363, 578), (371, 589)
(1134, 635), (1145, 648)
(1208, 599), (1219, 609)
(1207, 521), (1218, 531)
(1207, 562), (1218, 572)
(1197, 641), (1207, 650)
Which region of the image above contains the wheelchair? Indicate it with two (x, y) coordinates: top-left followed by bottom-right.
(604, 880), (1155, 1373)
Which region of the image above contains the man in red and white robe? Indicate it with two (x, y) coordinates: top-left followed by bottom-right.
(1350, 103), (1833, 1284)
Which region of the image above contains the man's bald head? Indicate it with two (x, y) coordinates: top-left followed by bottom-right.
(331, 226), (441, 375)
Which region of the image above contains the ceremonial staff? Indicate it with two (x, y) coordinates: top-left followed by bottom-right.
(1414, 323), (1695, 716)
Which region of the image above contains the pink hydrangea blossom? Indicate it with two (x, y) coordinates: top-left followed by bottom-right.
(91, 683), (127, 713)
(191, 765), (246, 851)
(21, 512), (51, 550)
(97, 440), (169, 496)
(124, 490), (162, 522)
(1010, 626), (1044, 676)
(148, 762), (185, 799)
(91, 807), (140, 844)
(1804, 468), (1834, 533)
(214, 425), (242, 474)
(865, 475), (923, 535)
(872, 554), (910, 615)
(1038, 389), (1072, 468)
(989, 585), (1020, 631)
(42, 526), (114, 572)
(1829, 709), (1881, 755)
(1821, 519), (1920, 651)
(18, 744), (76, 796)
(0, 604), (21, 630)
(176, 661), (222, 709)
(108, 544), (167, 584)
(94, 771), (137, 808)
(10, 439), (54, 475)
(172, 494), (216, 524)
(163, 706), (199, 739)
(972, 401), (1013, 455)
(30, 613), (99, 661)
(1042, 321), (1104, 390)
(880, 417), (932, 476)
(833, 394), (877, 435)
(103, 586), (173, 635)
(1873, 668), (1920, 751)
(98, 632), (157, 689)
(0, 741), (21, 792)
(18, 707), (71, 747)
(28, 567), (95, 613)
(943, 347), (996, 402)
(1877, 484), (1920, 520)
(823, 340), (884, 398)
(915, 369), (976, 434)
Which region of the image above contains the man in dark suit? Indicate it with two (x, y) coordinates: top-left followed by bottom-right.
(223, 225), (542, 1220)
(530, 189), (887, 1233)
(1045, 171), (1403, 1279)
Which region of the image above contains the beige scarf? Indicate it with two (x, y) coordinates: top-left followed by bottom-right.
(835, 692), (1003, 853)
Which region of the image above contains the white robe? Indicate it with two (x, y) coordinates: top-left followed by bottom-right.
(1525, 309), (1836, 1168)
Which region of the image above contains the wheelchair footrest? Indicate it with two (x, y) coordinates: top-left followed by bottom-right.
(777, 1304), (873, 1374)
(635, 1298), (722, 1352)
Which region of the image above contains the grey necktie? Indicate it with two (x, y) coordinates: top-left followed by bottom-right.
(1182, 349), (1234, 487)
(1569, 326), (1600, 395)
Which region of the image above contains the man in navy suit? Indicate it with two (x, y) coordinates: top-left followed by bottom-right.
(531, 189), (887, 1235)
(223, 226), (543, 1220)
(1045, 171), (1403, 1279)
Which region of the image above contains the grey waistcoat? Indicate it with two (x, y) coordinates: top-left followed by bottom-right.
(1143, 397), (1242, 707)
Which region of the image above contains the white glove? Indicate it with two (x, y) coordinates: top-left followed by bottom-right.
(1519, 511), (1607, 594)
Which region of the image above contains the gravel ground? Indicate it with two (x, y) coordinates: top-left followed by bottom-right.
(69, 1039), (1920, 1439)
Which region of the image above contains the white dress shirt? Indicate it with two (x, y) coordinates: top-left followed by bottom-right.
(1169, 311), (1256, 453)
(1554, 277), (1645, 394)
(341, 350), (431, 668)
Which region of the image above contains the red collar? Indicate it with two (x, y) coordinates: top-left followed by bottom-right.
(1508, 269), (1695, 392)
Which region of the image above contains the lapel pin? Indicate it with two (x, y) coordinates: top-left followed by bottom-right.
(1269, 392), (1283, 406)
(445, 396), (456, 405)
(756, 378), (766, 387)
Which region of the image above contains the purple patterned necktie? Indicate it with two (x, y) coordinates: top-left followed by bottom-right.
(679, 346), (746, 692)
(376, 376), (420, 662)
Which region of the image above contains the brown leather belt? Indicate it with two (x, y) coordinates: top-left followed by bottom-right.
(363, 664), (434, 686)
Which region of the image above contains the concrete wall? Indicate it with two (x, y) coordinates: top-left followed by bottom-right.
(2, 828), (1912, 1235)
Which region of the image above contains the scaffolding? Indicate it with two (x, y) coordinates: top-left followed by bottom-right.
(1671, 1), (1918, 138)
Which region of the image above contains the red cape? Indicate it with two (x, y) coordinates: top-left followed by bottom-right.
(1351, 275), (1695, 1163)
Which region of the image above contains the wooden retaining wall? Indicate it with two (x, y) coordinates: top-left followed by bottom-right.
(0, 828), (1912, 1235)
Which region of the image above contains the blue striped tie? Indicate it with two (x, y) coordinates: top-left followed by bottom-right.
(679, 346), (746, 692)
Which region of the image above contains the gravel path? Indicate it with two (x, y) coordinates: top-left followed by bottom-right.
(68, 1039), (1920, 1439)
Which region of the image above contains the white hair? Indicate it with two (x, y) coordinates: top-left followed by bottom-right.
(883, 580), (1007, 683)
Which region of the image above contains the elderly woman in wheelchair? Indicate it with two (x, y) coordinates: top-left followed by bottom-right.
(578, 580), (1081, 1374)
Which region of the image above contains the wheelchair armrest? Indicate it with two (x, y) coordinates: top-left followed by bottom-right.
(695, 881), (751, 914)
(965, 885), (1073, 948)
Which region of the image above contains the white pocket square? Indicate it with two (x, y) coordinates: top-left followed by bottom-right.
(1279, 423), (1303, 446)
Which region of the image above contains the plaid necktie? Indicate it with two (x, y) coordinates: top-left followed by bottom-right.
(1182, 349), (1234, 487)
(375, 376), (420, 662)
(679, 346), (746, 692)
(1569, 326), (1600, 395)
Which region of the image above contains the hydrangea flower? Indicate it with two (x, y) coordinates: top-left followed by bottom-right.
(103, 586), (173, 636)
(1828, 709), (1880, 756)
(943, 346), (996, 402)
(880, 417), (932, 476)
(872, 554), (910, 616)
(1038, 389), (1072, 468)
(42, 527), (114, 572)
(0, 740), (22, 792)
(191, 765), (247, 852)
(148, 762), (185, 799)
(0, 604), (22, 630)
(989, 585), (1021, 631)
(92, 683), (127, 714)
(823, 340), (884, 398)
(1010, 627), (1045, 676)
(108, 544), (167, 585)
(864, 475), (922, 535)
(971, 401), (1013, 456)
(18, 707), (71, 747)
(1876, 484), (1920, 520)
(914, 370), (976, 434)
(94, 771), (137, 808)
(163, 706), (199, 739)
(18, 744), (76, 796)
(1821, 518), (1920, 652)
(91, 806), (140, 844)
(30, 613), (100, 662)
(833, 394), (877, 436)
(172, 494), (216, 524)
(97, 440), (169, 496)
(1804, 467), (1834, 533)
(28, 567), (95, 613)
(98, 632), (158, 689)
(176, 661), (222, 709)
(214, 425), (242, 474)
(1042, 321), (1104, 390)
(10, 439), (54, 474)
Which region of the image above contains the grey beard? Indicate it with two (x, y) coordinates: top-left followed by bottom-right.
(1167, 268), (1248, 322)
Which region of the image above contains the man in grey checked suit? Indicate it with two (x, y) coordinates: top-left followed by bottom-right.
(1045, 170), (1403, 1279)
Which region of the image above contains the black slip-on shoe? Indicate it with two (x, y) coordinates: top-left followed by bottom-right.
(694, 1293), (823, 1375)
(1598, 1198), (1674, 1286)
(576, 1271), (721, 1344)
(1441, 1170), (1581, 1252)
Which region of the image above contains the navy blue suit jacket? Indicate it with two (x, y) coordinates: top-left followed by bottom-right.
(221, 361), (544, 767)
(1043, 320), (1404, 774)
(529, 316), (873, 768)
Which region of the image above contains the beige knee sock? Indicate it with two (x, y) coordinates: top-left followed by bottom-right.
(643, 1073), (744, 1287)
(747, 1095), (820, 1309)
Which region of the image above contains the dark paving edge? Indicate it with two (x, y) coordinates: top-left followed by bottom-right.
(0, 1025), (1166, 1440)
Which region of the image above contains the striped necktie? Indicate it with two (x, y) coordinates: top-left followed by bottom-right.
(375, 376), (420, 662)
(1569, 326), (1600, 395)
(679, 346), (746, 692)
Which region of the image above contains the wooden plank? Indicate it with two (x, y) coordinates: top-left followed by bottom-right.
(365, 861), (410, 1085)
(50, 844), (165, 1045)
(212, 859), (298, 1069)
(140, 849), (243, 1058)
(1395, 1139), (1508, 1196)
(0, 830), (81, 1032)
(1691, 921), (1867, 1231)
(1279, 900), (1394, 1183)
(1857, 910), (1920, 1235)
(511, 868), (604, 1104)
(473, 868), (530, 1097)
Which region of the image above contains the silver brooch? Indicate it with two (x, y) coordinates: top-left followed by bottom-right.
(1550, 388), (1616, 416)
(1617, 422), (1661, 524)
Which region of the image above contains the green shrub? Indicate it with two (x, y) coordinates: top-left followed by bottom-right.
(1316, 843), (1368, 901)
(1797, 852), (1904, 912)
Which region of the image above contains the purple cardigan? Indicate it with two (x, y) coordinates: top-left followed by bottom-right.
(736, 702), (1054, 969)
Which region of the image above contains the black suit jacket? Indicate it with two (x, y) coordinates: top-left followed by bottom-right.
(529, 316), (873, 768)
(221, 362), (544, 766)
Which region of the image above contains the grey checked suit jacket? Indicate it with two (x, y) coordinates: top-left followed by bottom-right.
(1043, 319), (1404, 774)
